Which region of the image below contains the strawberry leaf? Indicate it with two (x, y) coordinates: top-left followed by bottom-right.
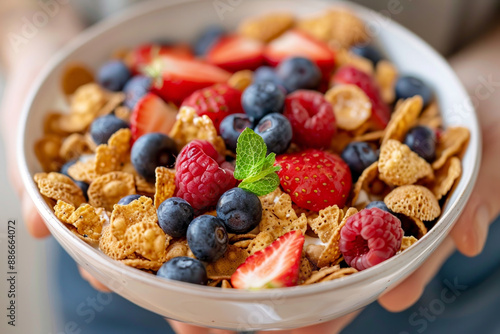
(234, 128), (281, 196)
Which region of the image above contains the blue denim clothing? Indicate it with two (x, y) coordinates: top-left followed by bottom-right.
(52, 217), (500, 334)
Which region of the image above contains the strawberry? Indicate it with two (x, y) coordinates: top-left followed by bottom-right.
(231, 230), (304, 289)
(143, 55), (232, 105)
(128, 43), (194, 74)
(130, 93), (178, 142)
(175, 140), (236, 212)
(207, 35), (265, 72)
(181, 84), (244, 132)
(283, 90), (336, 149)
(264, 30), (335, 76)
(275, 149), (352, 211)
(331, 66), (391, 129)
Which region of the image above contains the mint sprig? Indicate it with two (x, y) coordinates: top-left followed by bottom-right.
(234, 128), (281, 196)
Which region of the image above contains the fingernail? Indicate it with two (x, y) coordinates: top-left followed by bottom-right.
(474, 204), (490, 253)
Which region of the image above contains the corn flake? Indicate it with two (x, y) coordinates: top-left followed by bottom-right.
(34, 172), (86, 207)
(325, 84), (372, 131)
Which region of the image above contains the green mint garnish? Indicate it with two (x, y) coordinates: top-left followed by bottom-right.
(234, 128), (281, 196)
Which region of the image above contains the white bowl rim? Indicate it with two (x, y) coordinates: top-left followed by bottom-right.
(18, 0), (481, 301)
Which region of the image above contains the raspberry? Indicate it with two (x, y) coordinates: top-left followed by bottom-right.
(339, 208), (403, 271)
(283, 90), (336, 149)
(175, 140), (237, 212)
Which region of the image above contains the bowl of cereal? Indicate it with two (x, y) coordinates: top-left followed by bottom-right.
(19, 0), (480, 330)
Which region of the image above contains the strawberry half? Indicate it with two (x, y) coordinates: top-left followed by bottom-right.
(331, 65), (391, 129)
(143, 55), (232, 105)
(231, 230), (304, 289)
(130, 93), (178, 142)
(207, 35), (265, 72)
(276, 149), (352, 211)
(128, 43), (194, 74)
(264, 30), (335, 76)
(181, 84), (244, 132)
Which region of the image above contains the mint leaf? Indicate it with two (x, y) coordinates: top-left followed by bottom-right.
(234, 128), (282, 196)
(239, 173), (281, 196)
(234, 128), (266, 180)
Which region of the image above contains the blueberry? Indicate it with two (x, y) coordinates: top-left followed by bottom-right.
(395, 76), (433, 107)
(350, 45), (384, 65)
(241, 81), (285, 122)
(123, 76), (152, 109)
(276, 57), (321, 92)
(254, 113), (292, 155)
(219, 114), (253, 152)
(75, 180), (89, 201)
(366, 201), (391, 213)
(97, 60), (131, 92)
(60, 159), (77, 177)
(404, 126), (436, 162)
(341, 142), (379, 180)
(157, 257), (208, 285)
(157, 197), (194, 238)
(216, 188), (262, 234)
(187, 215), (228, 262)
(253, 66), (285, 88)
(90, 114), (129, 145)
(194, 25), (225, 56)
(131, 133), (178, 182)
(117, 194), (142, 205)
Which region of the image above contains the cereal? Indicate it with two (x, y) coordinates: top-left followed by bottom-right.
(169, 107), (226, 154)
(154, 167), (176, 209)
(378, 139), (434, 186)
(302, 265), (341, 285)
(228, 70), (253, 91)
(120, 258), (163, 271)
(417, 102), (442, 129)
(61, 63), (95, 96)
(88, 172), (136, 211)
(44, 113), (70, 136)
(325, 84), (372, 130)
(298, 255), (314, 284)
(382, 96), (423, 145)
(34, 173), (86, 207)
(305, 244), (325, 267)
(408, 216), (428, 238)
(124, 221), (170, 262)
(384, 185), (441, 221)
(353, 130), (384, 143)
(400, 236), (418, 252)
(432, 127), (470, 170)
(59, 133), (92, 161)
(68, 158), (97, 183)
(351, 161), (379, 206)
(308, 205), (342, 243)
(99, 225), (134, 260)
(238, 13), (294, 42)
(247, 232), (275, 255)
(54, 201), (104, 240)
(376, 60), (398, 104)
(317, 208), (357, 268)
(95, 129), (132, 174)
(97, 92), (125, 117)
(297, 10), (368, 49)
(53, 200), (76, 222)
(259, 192), (307, 238)
(320, 267), (358, 282)
(336, 49), (374, 74)
(134, 174), (156, 196)
(206, 245), (249, 277)
(221, 280), (233, 289)
(34, 135), (64, 172)
(71, 83), (107, 116)
(430, 157), (461, 200)
(114, 106), (132, 123)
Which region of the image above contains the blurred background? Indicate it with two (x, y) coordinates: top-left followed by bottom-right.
(0, 0), (499, 333)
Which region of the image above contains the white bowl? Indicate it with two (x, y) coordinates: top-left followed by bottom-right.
(19, 0), (480, 330)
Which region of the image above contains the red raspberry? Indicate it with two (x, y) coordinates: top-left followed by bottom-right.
(339, 208), (403, 271)
(275, 149), (351, 211)
(283, 90), (336, 149)
(181, 83), (244, 133)
(175, 140), (237, 212)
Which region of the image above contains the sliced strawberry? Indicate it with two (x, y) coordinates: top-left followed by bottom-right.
(207, 35), (265, 72)
(331, 66), (391, 129)
(231, 230), (304, 289)
(130, 93), (178, 142)
(128, 43), (194, 74)
(181, 84), (244, 132)
(264, 30), (335, 75)
(144, 55), (232, 105)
